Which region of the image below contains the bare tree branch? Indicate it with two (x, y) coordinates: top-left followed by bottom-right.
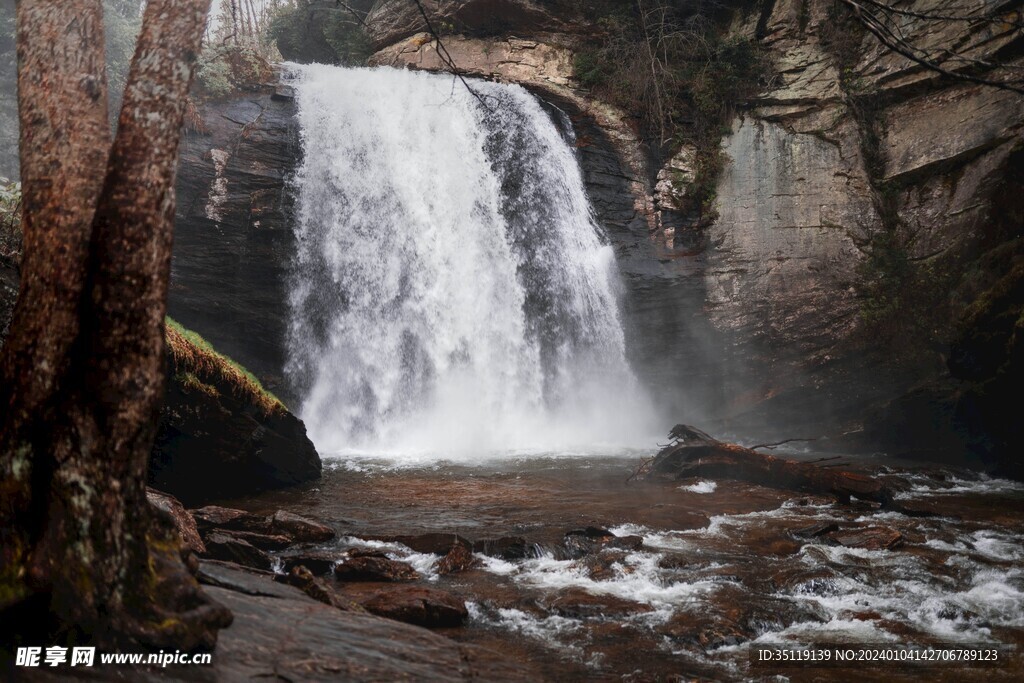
(409, 0), (496, 111)
(839, 0), (1024, 94)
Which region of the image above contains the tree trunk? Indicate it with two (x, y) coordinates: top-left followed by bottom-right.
(0, 0), (111, 619)
(646, 425), (896, 506)
(1, 0), (231, 650)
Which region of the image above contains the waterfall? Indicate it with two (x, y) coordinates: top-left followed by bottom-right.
(287, 64), (654, 456)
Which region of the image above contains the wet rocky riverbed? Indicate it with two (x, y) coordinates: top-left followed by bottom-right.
(227, 454), (1024, 681)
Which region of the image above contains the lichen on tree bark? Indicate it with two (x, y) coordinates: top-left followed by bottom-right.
(0, 0), (231, 650)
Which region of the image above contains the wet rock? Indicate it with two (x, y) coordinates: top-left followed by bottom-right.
(271, 84), (295, 101)
(334, 552), (419, 582)
(662, 610), (748, 650)
(152, 323), (321, 505)
(276, 566), (366, 612)
(197, 559), (294, 598)
(563, 527), (643, 558)
(657, 554), (689, 571)
(203, 566), (529, 681)
(895, 499), (948, 518)
(281, 550), (342, 576)
(191, 505), (268, 533)
(577, 551), (628, 582)
(827, 526), (904, 550)
(790, 495), (838, 507)
(765, 539), (802, 556)
(387, 532), (473, 555)
(662, 587), (827, 648)
(567, 525), (615, 538)
(147, 488), (205, 554)
(845, 609), (883, 622)
(268, 510), (335, 542)
(214, 529), (295, 551)
(545, 588), (651, 618)
(203, 532), (273, 571)
(791, 522), (839, 539)
(473, 536), (539, 560)
(435, 543), (479, 575)
(361, 586), (468, 628)
(675, 511), (711, 530)
(171, 88), (299, 403)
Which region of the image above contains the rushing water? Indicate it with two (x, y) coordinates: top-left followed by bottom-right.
(237, 459), (1024, 681)
(287, 65), (655, 457)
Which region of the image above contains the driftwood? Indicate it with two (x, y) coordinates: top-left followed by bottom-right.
(644, 425), (899, 508)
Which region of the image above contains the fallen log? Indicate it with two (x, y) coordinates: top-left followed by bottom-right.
(645, 425), (898, 508)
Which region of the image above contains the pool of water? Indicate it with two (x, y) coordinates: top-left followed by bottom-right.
(228, 454), (1024, 681)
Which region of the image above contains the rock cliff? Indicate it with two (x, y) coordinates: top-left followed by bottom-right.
(172, 78), (301, 404)
(167, 0), (1022, 471)
(356, 0), (1023, 469)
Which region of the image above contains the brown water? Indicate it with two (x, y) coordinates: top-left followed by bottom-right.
(230, 454), (1024, 682)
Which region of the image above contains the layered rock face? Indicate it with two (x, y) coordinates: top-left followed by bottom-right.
(167, 0), (1021, 467)
(696, 0), (1023, 456)
(171, 80), (301, 404)
(360, 0), (1023, 462)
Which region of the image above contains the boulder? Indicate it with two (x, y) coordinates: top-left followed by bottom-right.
(200, 562), (536, 681)
(191, 505), (268, 533)
(146, 488), (205, 555)
(203, 532), (273, 571)
(213, 529), (295, 551)
(281, 550), (342, 576)
(334, 552), (420, 582)
(473, 536), (538, 560)
(435, 543), (479, 575)
(577, 551), (628, 582)
(268, 510), (335, 542)
(196, 559), (294, 598)
(563, 527), (643, 559)
(361, 586), (468, 628)
(386, 532), (473, 555)
(149, 320), (321, 505)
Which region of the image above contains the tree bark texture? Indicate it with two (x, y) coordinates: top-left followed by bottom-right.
(648, 425), (895, 506)
(0, 0), (230, 650)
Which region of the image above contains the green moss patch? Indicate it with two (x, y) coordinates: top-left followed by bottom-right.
(165, 317), (284, 417)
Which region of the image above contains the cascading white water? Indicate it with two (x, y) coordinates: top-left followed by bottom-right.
(287, 64), (655, 456)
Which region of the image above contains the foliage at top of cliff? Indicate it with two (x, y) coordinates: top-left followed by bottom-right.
(268, 0), (374, 65)
(166, 317), (284, 417)
(572, 1), (767, 148)
(570, 1), (767, 219)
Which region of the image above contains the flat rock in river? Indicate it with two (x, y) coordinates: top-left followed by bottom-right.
(334, 553), (420, 582)
(267, 509), (335, 542)
(361, 586), (469, 628)
(202, 532), (272, 571)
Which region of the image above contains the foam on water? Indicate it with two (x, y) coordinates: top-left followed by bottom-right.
(679, 480), (717, 494)
(893, 472), (1024, 499)
(470, 494), (1024, 656)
